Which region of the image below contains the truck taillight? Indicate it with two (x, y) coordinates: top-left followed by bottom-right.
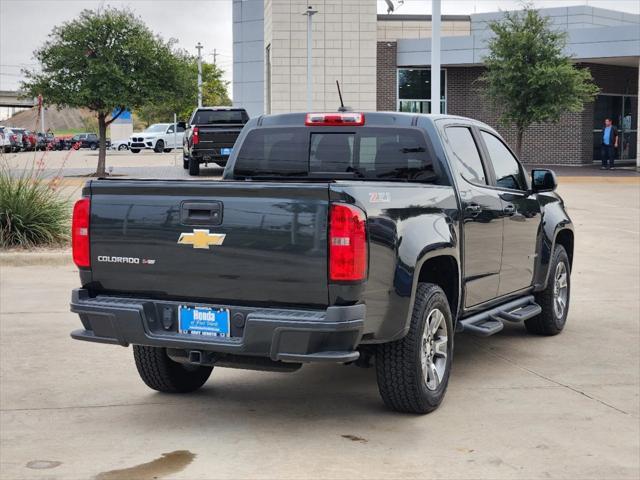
(72, 198), (90, 268)
(192, 126), (199, 145)
(329, 203), (367, 282)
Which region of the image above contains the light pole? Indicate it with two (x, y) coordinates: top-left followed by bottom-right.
(430, 0), (441, 114)
(196, 42), (203, 108)
(303, 6), (317, 112)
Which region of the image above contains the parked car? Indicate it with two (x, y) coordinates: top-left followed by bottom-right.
(1, 127), (22, 152)
(36, 132), (55, 151)
(24, 130), (37, 151)
(51, 135), (72, 150)
(64, 133), (109, 150)
(10, 128), (32, 151)
(183, 107), (249, 175)
(69, 112), (574, 414)
(109, 139), (130, 151)
(0, 126), (11, 153)
(129, 123), (184, 153)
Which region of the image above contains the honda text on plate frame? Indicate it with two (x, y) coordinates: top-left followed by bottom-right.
(178, 306), (230, 337)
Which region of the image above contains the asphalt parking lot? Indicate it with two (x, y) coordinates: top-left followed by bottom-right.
(0, 150), (639, 479)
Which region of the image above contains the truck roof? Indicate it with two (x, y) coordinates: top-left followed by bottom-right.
(252, 112), (493, 131)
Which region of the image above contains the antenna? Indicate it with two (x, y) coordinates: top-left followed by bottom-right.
(336, 80), (347, 112)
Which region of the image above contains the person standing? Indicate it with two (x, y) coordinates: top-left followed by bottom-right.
(601, 118), (618, 170)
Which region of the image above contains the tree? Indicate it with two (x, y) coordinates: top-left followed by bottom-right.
(136, 56), (231, 127)
(482, 6), (599, 156)
(22, 8), (185, 176)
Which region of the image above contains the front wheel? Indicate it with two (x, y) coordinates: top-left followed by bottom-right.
(164, 148), (172, 153)
(525, 245), (571, 336)
(376, 283), (454, 414)
(118, 144), (128, 151)
(154, 140), (165, 153)
(133, 345), (212, 393)
(130, 148), (140, 153)
(90, 143), (97, 150)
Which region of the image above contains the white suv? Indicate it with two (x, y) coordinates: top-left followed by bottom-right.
(129, 123), (185, 153)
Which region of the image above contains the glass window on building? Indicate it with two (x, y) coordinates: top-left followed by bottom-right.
(397, 68), (446, 114)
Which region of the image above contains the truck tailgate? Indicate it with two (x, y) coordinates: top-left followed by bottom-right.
(197, 125), (243, 149)
(88, 180), (329, 307)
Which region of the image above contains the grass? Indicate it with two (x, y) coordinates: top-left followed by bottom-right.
(0, 162), (71, 249)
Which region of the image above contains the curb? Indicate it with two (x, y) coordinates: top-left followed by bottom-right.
(0, 250), (73, 267)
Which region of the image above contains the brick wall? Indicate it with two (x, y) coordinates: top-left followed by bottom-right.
(376, 41), (397, 111)
(447, 64), (639, 165)
(376, 49), (638, 165)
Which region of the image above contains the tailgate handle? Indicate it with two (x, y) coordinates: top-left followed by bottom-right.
(181, 201), (222, 225)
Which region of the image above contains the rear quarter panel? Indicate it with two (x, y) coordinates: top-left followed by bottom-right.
(330, 182), (459, 342)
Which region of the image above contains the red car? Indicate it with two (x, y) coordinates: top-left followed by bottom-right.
(11, 128), (37, 151)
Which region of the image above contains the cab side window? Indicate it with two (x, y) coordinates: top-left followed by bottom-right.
(445, 126), (486, 185)
(481, 131), (526, 190)
(166, 125), (174, 134)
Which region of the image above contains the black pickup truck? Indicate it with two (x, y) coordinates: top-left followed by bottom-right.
(70, 112), (573, 414)
(183, 107), (249, 176)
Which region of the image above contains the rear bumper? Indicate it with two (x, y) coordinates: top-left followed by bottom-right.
(191, 148), (231, 163)
(70, 289), (364, 364)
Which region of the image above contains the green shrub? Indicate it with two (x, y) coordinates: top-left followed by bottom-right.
(0, 167), (70, 249)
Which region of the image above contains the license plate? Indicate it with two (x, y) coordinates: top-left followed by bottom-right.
(220, 147), (232, 156)
(178, 306), (230, 337)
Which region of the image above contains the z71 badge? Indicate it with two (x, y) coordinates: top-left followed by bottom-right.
(369, 191), (391, 203)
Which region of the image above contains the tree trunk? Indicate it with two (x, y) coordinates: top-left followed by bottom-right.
(96, 112), (107, 177)
(515, 128), (524, 159)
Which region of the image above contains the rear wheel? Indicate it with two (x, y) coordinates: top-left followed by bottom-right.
(133, 345), (212, 393)
(154, 140), (164, 153)
(375, 283), (453, 414)
(188, 156), (200, 176)
(525, 245), (570, 336)
(164, 148), (172, 153)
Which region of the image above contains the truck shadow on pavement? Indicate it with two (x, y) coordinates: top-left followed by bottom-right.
(123, 325), (537, 427)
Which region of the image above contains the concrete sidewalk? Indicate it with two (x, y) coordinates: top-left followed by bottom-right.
(0, 181), (639, 480)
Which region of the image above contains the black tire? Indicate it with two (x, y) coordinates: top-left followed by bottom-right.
(118, 144), (128, 151)
(90, 143), (97, 150)
(376, 283), (454, 414)
(164, 148), (172, 153)
(525, 245), (571, 336)
(183, 158), (189, 169)
(154, 140), (164, 153)
(3, 146), (11, 153)
(133, 345), (212, 393)
(188, 156), (200, 176)
(131, 148), (140, 153)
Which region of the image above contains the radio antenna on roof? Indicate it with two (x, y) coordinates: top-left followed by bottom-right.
(336, 80), (348, 112)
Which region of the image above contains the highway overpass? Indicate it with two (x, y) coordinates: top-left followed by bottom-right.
(0, 90), (36, 108)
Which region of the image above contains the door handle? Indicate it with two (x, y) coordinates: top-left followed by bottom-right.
(503, 203), (516, 215)
(465, 204), (482, 217)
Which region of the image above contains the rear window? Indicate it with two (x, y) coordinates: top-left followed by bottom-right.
(192, 110), (248, 125)
(234, 127), (437, 182)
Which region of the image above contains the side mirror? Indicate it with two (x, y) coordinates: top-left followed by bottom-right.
(531, 169), (557, 193)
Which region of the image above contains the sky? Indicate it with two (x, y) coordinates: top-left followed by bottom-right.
(1, 0), (639, 92)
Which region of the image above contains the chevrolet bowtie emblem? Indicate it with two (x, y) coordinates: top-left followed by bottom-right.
(178, 229), (226, 249)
